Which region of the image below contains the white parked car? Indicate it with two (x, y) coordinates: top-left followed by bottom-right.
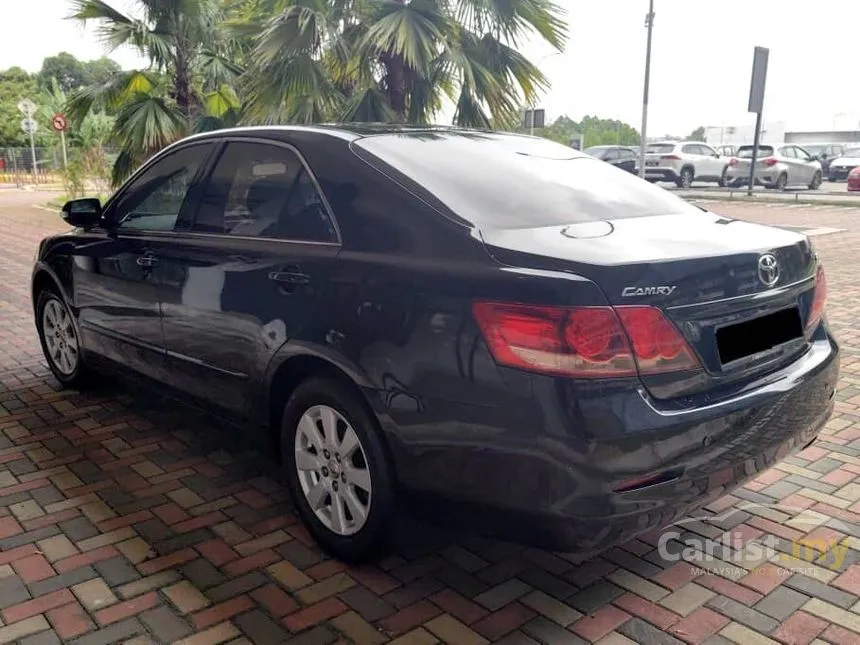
(641, 141), (729, 188)
(724, 144), (823, 190)
(827, 146), (860, 181)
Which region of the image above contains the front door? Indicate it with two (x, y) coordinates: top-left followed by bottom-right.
(74, 142), (215, 380)
(155, 139), (341, 414)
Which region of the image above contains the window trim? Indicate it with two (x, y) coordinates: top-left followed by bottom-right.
(185, 136), (342, 247)
(102, 141), (217, 232)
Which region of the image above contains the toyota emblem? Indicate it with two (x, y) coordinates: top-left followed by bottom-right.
(757, 254), (779, 287)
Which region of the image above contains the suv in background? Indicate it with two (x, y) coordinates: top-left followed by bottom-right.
(642, 141), (729, 188)
(716, 144), (737, 157)
(827, 146), (860, 181)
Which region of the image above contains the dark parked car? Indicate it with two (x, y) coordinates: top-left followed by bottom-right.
(584, 145), (638, 173)
(32, 126), (838, 562)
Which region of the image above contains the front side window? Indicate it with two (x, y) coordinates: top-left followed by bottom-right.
(193, 142), (338, 243)
(111, 143), (212, 232)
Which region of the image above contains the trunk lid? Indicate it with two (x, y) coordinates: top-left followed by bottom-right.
(480, 211), (817, 400)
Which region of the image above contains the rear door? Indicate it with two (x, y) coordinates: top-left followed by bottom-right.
(697, 144), (723, 178)
(155, 138), (341, 414)
(793, 146), (818, 183)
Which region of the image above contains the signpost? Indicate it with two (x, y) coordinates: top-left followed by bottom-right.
(524, 108), (546, 134)
(52, 113), (68, 169)
(17, 99), (38, 181)
(746, 46), (770, 196)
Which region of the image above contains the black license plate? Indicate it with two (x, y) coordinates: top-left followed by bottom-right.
(716, 307), (803, 365)
(646, 161), (658, 167)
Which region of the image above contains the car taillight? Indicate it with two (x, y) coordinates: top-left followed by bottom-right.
(728, 158), (739, 166)
(472, 302), (699, 378)
(661, 154), (681, 161)
(849, 167), (860, 177)
(760, 156), (778, 167)
(806, 265), (827, 334)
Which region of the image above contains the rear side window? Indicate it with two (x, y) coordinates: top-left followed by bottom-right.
(193, 141), (338, 243)
(737, 146), (774, 158)
(646, 144), (675, 154)
(353, 133), (701, 229)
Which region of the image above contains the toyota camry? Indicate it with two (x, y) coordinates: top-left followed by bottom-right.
(31, 125), (838, 562)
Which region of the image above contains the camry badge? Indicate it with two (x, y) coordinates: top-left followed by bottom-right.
(757, 254), (779, 287)
(622, 286), (677, 297)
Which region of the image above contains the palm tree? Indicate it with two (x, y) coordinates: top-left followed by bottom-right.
(242, 0), (568, 128)
(67, 0), (243, 184)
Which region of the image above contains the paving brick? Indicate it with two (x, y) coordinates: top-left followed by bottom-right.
(2, 589), (73, 624)
(754, 586), (812, 621)
(47, 601), (96, 640)
(707, 595), (780, 633)
(28, 566), (98, 598)
(117, 571), (181, 599)
(379, 600), (444, 636)
(283, 597), (348, 632)
(425, 614), (489, 645)
(72, 578), (117, 612)
(618, 617), (686, 645)
(192, 596), (254, 630)
(668, 607), (731, 644)
(340, 585), (396, 622)
(165, 580), (211, 614)
(233, 609), (289, 645)
(67, 618), (145, 645)
(772, 611), (829, 645)
(94, 591), (160, 625)
(139, 606), (193, 642)
(660, 583), (716, 617)
(0, 572), (33, 610)
(0, 616), (52, 644)
(205, 572), (268, 603)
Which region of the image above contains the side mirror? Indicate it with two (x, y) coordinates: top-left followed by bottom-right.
(61, 198), (102, 228)
(713, 153), (720, 158)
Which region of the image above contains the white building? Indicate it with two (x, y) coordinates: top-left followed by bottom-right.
(705, 122), (787, 148)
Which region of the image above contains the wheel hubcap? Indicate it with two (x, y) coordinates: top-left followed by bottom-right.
(42, 299), (78, 376)
(294, 405), (372, 536)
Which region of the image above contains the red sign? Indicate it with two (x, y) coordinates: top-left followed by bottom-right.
(51, 113), (68, 132)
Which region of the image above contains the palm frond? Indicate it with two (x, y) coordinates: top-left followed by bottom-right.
(360, 0), (446, 74)
(339, 87), (398, 122)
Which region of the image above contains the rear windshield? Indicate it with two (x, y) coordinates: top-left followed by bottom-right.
(737, 145), (774, 158)
(352, 132), (701, 229)
(645, 144), (675, 154)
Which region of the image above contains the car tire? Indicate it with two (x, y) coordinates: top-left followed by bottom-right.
(718, 167), (728, 187)
(280, 376), (395, 563)
(675, 167), (694, 188)
(775, 173), (788, 191)
(809, 171), (822, 190)
(35, 288), (94, 388)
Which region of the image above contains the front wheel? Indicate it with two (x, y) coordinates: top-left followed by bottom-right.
(281, 377), (395, 562)
(809, 171), (822, 190)
(35, 289), (92, 388)
(774, 173), (788, 191)
(675, 167), (694, 188)
(718, 167), (728, 187)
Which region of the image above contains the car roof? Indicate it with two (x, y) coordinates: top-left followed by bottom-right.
(178, 123), (513, 144)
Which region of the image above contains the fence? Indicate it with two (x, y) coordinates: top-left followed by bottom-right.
(0, 147), (65, 186)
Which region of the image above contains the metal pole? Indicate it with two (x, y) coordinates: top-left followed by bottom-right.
(530, 106), (535, 136)
(638, 0), (655, 178)
(747, 110), (763, 196)
(60, 130), (68, 169)
(27, 107), (37, 183)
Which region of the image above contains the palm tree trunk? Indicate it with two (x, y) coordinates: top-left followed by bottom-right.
(381, 52), (408, 121)
(174, 44), (192, 118)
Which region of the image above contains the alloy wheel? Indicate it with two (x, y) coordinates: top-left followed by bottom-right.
(42, 298), (79, 375)
(294, 404), (372, 536)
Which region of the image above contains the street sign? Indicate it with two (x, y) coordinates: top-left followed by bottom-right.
(748, 46), (769, 114)
(17, 99), (37, 116)
(51, 113), (68, 132)
(20, 118), (38, 135)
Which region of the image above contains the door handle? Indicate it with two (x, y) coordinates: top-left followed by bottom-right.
(268, 271), (311, 286)
(136, 256), (158, 268)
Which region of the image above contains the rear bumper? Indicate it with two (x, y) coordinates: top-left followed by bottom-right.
(382, 329), (839, 552)
(643, 167), (681, 182)
(725, 166), (783, 187)
(848, 178), (860, 191)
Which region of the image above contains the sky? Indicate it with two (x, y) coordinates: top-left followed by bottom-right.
(4, 0), (860, 137)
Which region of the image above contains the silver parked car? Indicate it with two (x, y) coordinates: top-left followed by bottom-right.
(724, 144), (823, 190)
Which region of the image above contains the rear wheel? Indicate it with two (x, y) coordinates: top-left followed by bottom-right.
(35, 289), (93, 388)
(774, 173), (788, 191)
(676, 167), (694, 188)
(718, 167), (728, 187)
(809, 171), (822, 190)
(280, 377), (394, 562)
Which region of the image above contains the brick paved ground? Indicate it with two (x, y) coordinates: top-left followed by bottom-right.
(1, 191), (860, 644)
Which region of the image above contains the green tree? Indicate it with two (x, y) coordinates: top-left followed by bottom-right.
(39, 53), (88, 93)
(686, 126), (706, 141)
(67, 0), (243, 184)
(241, 0), (568, 128)
(525, 114), (640, 148)
(83, 57), (122, 87)
(0, 67), (53, 148)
